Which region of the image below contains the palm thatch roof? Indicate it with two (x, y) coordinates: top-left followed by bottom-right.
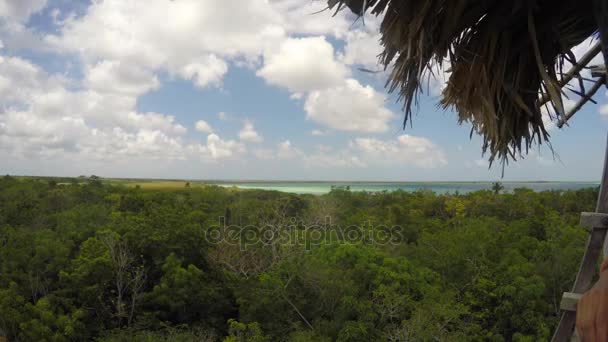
(328, 0), (608, 164)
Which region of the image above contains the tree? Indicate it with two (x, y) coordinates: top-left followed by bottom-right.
(147, 253), (231, 328)
(492, 181), (504, 194)
(223, 319), (269, 342)
(100, 234), (146, 328)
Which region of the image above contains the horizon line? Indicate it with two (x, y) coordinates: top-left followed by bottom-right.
(9, 174), (601, 184)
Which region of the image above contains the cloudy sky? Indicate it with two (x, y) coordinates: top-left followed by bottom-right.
(0, 0), (607, 181)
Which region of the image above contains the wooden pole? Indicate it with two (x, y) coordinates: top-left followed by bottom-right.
(557, 76), (606, 128)
(552, 134), (608, 341)
(537, 42), (602, 108)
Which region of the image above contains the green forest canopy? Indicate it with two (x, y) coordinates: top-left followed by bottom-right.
(0, 176), (599, 341)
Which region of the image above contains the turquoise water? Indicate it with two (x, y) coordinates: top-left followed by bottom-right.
(214, 182), (599, 195)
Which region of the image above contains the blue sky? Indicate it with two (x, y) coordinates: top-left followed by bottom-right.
(0, 0), (607, 181)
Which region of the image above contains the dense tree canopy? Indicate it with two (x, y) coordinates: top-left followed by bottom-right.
(0, 176), (598, 341)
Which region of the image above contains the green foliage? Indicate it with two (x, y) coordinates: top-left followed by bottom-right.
(19, 297), (86, 342)
(146, 253), (231, 327)
(223, 319), (269, 342)
(0, 178), (596, 341)
(492, 182), (505, 194)
(98, 326), (217, 342)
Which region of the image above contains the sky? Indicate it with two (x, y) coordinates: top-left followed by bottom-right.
(0, 0), (607, 181)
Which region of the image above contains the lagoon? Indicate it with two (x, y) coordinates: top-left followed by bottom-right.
(213, 181), (599, 195)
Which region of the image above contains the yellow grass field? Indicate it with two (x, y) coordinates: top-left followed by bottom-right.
(106, 179), (207, 190)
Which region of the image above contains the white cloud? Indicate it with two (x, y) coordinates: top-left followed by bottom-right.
(305, 78), (395, 133)
(304, 151), (366, 168)
(0, 0), (450, 177)
(352, 135), (448, 168)
(176, 55), (228, 88)
(257, 36), (349, 93)
(85, 60), (160, 96)
(600, 104), (608, 117)
(340, 31), (382, 70)
(268, 135), (445, 170)
(272, 0), (352, 39)
(194, 120), (213, 134)
(43, 0), (356, 80)
(120, 111), (187, 135)
(239, 120), (263, 143)
(47, 0), (285, 60)
(277, 140), (302, 159)
(109, 129), (184, 160)
(0, 54), (187, 160)
(194, 133), (245, 160)
(0, 105), (188, 161)
(273, 139), (365, 168)
(0, 55), (64, 104)
(0, 0), (47, 22)
(45, 0), (288, 88)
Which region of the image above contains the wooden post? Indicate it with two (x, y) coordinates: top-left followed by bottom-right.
(552, 134), (608, 341)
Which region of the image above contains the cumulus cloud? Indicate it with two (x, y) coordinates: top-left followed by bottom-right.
(194, 120), (213, 134)
(277, 140), (302, 159)
(304, 152), (366, 168)
(85, 60), (160, 96)
(0, 0), (47, 22)
(340, 30), (382, 70)
(259, 135), (445, 170)
(351, 135), (448, 168)
(45, 0), (288, 90)
(195, 133), (245, 160)
(272, 140), (365, 168)
(0, 0), (454, 177)
(0, 55), (65, 104)
(305, 78), (395, 133)
(176, 55), (228, 89)
(257, 36), (349, 93)
(0, 54), (187, 160)
(272, 0), (352, 39)
(239, 121), (263, 143)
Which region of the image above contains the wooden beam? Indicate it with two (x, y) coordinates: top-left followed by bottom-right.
(580, 212), (608, 228)
(591, 65), (607, 78)
(560, 292), (583, 312)
(552, 135), (608, 342)
(538, 42), (602, 107)
(557, 76), (606, 128)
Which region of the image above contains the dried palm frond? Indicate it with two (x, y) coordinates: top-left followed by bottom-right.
(328, 0), (606, 164)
